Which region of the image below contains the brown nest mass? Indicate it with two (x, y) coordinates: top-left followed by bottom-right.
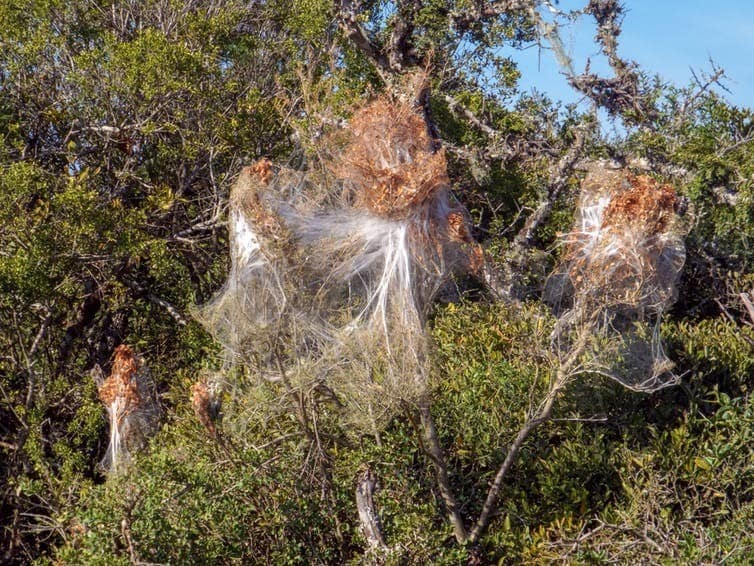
(329, 97), (449, 218)
(602, 174), (678, 235)
(97, 344), (141, 418)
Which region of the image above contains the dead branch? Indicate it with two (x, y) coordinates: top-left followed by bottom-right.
(355, 467), (388, 549)
(451, 0), (536, 32)
(124, 279), (188, 326)
(740, 292), (754, 326)
(567, 1), (657, 123)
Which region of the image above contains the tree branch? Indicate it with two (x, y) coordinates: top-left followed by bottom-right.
(566, 0), (657, 123)
(513, 120), (592, 251)
(124, 279), (188, 326)
(451, 0), (536, 31)
(336, 0), (391, 74)
(417, 401), (468, 543)
(355, 467), (388, 549)
(468, 333), (587, 542)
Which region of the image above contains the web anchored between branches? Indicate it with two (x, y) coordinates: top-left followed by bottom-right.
(196, 94), (688, 546)
(93, 345), (160, 473)
(196, 94), (493, 433)
(548, 165), (687, 391)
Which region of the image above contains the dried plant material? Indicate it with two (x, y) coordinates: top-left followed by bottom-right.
(329, 97), (450, 218)
(93, 345), (160, 473)
(603, 175), (678, 233)
(249, 157), (273, 185)
(549, 166), (687, 391)
(191, 380), (219, 437)
(198, 94), (492, 432)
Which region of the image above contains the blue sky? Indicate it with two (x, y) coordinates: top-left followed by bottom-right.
(512, 1), (754, 111)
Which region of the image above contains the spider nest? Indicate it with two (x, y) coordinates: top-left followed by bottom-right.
(549, 165), (687, 392)
(198, 93), (491, 433)
(94, 345), (160, 472)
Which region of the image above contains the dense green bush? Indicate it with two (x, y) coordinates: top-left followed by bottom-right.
(2, 0), (754, 564)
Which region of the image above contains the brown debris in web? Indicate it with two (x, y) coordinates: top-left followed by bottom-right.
(549, 165), (687, 392)
(563, 170), (684, 311)
(446, 211), (471, 242)
(94, 345), (160, 472)
(602, 175), (678, 235)
(231, 160), (286, 243)
(97, 344), (141, 420)
(329, 96), (450, 218)
(249, 157), (273, 185)
(191, 380), (217, 437)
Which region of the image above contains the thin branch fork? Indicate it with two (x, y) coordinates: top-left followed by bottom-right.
(468, 333), (587, 542)
(675, 63), (726, 129)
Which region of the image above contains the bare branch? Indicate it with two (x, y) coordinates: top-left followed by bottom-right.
(124, 280), (188, 326)
(417, 402), (468, 543)
(355, 467), (388, 549)
(451, 0), (537, 31)
(675, 62), (726, 128)
(513, 120), (592, 251)
(336, 0), (391, 75)
(468, 333), (588, 543)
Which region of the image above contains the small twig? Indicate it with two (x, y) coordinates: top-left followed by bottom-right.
(550, 415), (608, 423)
(0, 440), (19, 451)
(124, 280), (188, 326)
